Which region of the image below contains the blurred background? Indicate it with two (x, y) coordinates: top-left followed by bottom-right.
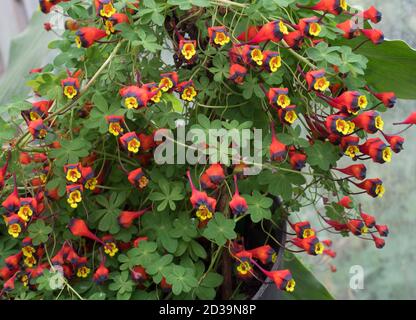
(0, 0), (415, 299)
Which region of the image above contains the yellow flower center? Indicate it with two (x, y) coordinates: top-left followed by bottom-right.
(182, 87), (197, 102)
(236, 261), (252, 275)
(75, 36), (82, 48)
(21, 275), (29, 287)
(85, 178), (98, 190)
(77, 266), (90, 278)
(269, 56), (281, 72)
(64, 85), (78, 99)
(314, 77), (330, 91)
(375, 115), (384, 131)
(159, 78), (173, 92)
(100, 3), (116, 18)
(138, 176), (149, 189)
(382, 147), (392, 163)
(345, 145), (359, 158)
(104, 242), (119, 257)
(127, 138), (141, 153)
(196, 204), (213, 221)
(40, 174), (47, 184)
(151, 89), (162, 103)
(125, 97), (139, 109)
(376, 184), (385, 198)
(309, 23), (321, 36)
(23, 246), (36, 257)
(181, 43), (196, 60)
(105, 20), (115, 35)
(214, 32), (230, 46)
(315, 242), (324, 255)
(302, 228), (315, 238)
(18, 205), (33, 222)
(24, 255), (37, 268)
(67, 190), (82, 208)
(8, 224), (21, 238)
(279, 21), (289, 35)
(285, 279), (296, 292)
(284, 110), (297, 124)
(251, 49), (263, 65)
(336, 119), (350, 135)
(66, 168), (81, 182)
(271, 252), (277, 263)
(109, 122), (124, 136)
(361, 226), (368, 234)
(30, 111), (41, 121)
(340, 0), (348, 11)
(277, 94), (291, 108)
(358, 95), (367, 109)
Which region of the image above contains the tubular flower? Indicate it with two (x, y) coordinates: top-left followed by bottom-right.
(159, 72), (179, 92)
(240, 20), (288, 45)
(234, 45), (264, 66)
(179, 40), (197, 61)
(118, 208), (150, 228)
(262, 51), (281, 73)
(200, 173), (217, 190)
(137, 132), (156, 152)
(360, 212), (376, 228)
(372, 234), (385, 249)
(93, 261), (109, 284)
(75, 27), (107, 48)
(354, 178), (385, 198)
(352, 111), (384, 133)
(236, 25), (261, 42)
(24, 100), (53, 121)
(205, 163), (225, 184)
(6, 215), (25, 238)
(17, 198), (38, 222)
(394, 112), (416, 125)
(105, 115), (125, 136)
(247, 245), (277, 264)
(359, 138), (392, 163)
(66, 184), (83, 208)
(102, 235), (119, 257)
(277, 105), (298, 125)
(304, 0), (348, 15)
(94, 0), (116, 18)
(120, 85), (152, 109)
(131, 266), (149, 282)
(292, 236), (325, 255)
(2, 183), (20, 213)
(128, 168), (149, 189)
(372, 91), (396, 108)
(61, 73), (80, 99)
(361, 6), (382, 23)
(290, 221), (315, 239)
(81, 166), (97, 190)
(69, 218), (105, 245)
(375, 224), (389, 237)
(208, 26), (231, 46)
(325, 114), (355, 136)
(187, 170), (217, 222)
(336, 19), (360, 39)
(322, 91), (367, 114)
(176, 81), (197, 102)
(270, 124), (287, 162)
(229, 176), (248, 216)
(382, 134), (404, 154)
(305, 69), (330, 92)
(338, 195), (353, 208)
(288, 148), (307, 170)
(346, 219), (368, 236)
(283, 30), (304, 49)
(28, 119), (49, 139)
(262, 269), (295, 292)
(3, 273), (18, 292)
(143, 82), (162, 103)
(360, 29), (384, 45)
(120, 132), (141, 153)
(297, 16), (322, 37)
(268, 88), (291, 108)
(64, 163), (82, 183)
(340, 135), (360, 158)
(22, 238), (36, 257)
(5, 252), (23, 270)
(105, 13), (129, 35)
(229, 64), (248, 84)
(334, 164), (367, 180)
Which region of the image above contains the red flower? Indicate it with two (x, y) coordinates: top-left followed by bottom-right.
(290, 221), (315, 239)
(3, 273), (18, 292)
(179, 39), (197, 62)
(5, 252), (23, 270)
(382, 133), (404, 154)
(120, 132), (141, 153)
(354, 178), (385, 198)
(159, 72), (179, 92)
(93, 261), (109, 284)
(336, 19), (360, 39)
(61, 71), (81, 99)
(303, 0), (348, 15)
(133, 236), (148, 248)
(288, 147), (307, 170)
(323, 249), (336, 258)
(394, 112), (416, 125)
(267, 87), (291, 108)
(360, 29), (384, 45)
(321, 91), (368, 114)
(239, 20), (288, 45)
(270, 124), (287, 162)
(105, 115), (125, 136)
(359, 138), (392, 164)
(81, 166), (97, 190)
(340, 135), (360, 158)
(278, 105), (298, 125)
(39, 0), (70, 14)
(334, 164), (367, 180)
(291, 236), (324, 255)
(305, 69), (330, 92)
(28, 119), (49, 139)
(247, 245), (276, 264)
(229, 176), (248, 216)
(375, 224), (389, 237)
(283, 31), (304, 49)
(200, 173), (217, 190)
(175, 81), (197, 102)
(105, 13), (129, 35)
(128, 168), (149, 189)
(229, 64), (248, 84)
(372, 234), (385, 249)
(362, 6), (382, 23)
(262, 51), (281, 73)
(346, 219), (368, 235)
(231, 45), (264, 66)
(205, 163), (225, 184)
(262, 269), (295, 292)
(297, 16), (322, 37)
(131, 266), (148, 281)
(360, 212), (376, 228)
(69, 218), (105, 245)
(236, 26), (260, 42)
(94, 0), (116, 18)
(2, 182), (20, 213)
(372, 91), (396, 108)
(118, 208), (150, 228)
(75, 27), (107, 48)
(24, 100), (53, 121)
(64, 163), (82, 183)
(120, 86), (153, 109)
(208, 26), (231, 46)
(137, 133), (156, 152)
(65, 19), (80, 31)
(352, 110), (384, 133)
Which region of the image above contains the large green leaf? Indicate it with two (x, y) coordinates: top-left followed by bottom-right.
(339, 37), (416, 99)
(281, 253), (333, 300)
(0, 12), (57, 104)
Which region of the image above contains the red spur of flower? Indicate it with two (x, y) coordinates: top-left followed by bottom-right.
(118, 207), (151, 228)
(93, 261), (109, 284)
(346, 219), (368, 236)
(298, 0), (348, 16)
(361, 6), (382, 23)
(260, 267), (295, 292)
(375, 224), (389, 237)
(360, 29), (384, 45)
(229, 64), (248, 84)
(5, 252), (23, 270)
(269, 124), (287, 162)
(229, 176), (248, 216)
(0, 152), (11, 190)
(238, 20), (288, 45)
(75, 27), (107, 48)
(2, 178), (20, 213)
(205, 163), (225, 184)
(334, 164), (367, 180)
(69, 218), (105, 245)
(128, 168), (149, 189)
(247, 245), (276, 265)
(288, 147), (307, 171)
(336, 19), (361, 39)
(393, 112), (416, 125)
(283, 30), (304, 49)
(372, 234), (385, 249)
(360, 212), (376, 228)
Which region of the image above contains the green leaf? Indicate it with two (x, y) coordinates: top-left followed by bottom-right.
(163, 265), (198, 295)
(203, 213), (237, 246)
(28, 220), (52, 245)
(305, 140), (340, 170)
(281, 253), (333, 300)
(109, 271), (135, 300)
(245, 191), (273, 223)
